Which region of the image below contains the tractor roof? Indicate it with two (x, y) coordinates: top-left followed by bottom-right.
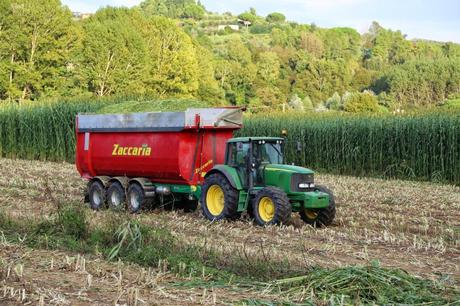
(228, 137), (284, 143)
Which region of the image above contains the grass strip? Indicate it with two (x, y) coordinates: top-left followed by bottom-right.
(0, 205), (458, 305)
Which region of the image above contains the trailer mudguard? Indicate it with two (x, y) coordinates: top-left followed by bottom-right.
(205, 165), (243, 190)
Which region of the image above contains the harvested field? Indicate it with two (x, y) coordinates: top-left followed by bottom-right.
(0, 157), (459, 304)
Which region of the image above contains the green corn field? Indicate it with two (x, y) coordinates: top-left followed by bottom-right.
(239, 112), (460, 184)
(0, 99), (110, 162)
(0, 99), (459, 184)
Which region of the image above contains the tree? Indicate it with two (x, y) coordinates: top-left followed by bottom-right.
(364, 22), (412, 66)
(140, 0), (198, 19)
(194, 45), (224, 104)
(238, 12), (256, 24)
(255, 86), (285, 108)
(343, 91), (380, 113)
(288, 94), (303, 110)
(214, 37), (256, 104)
(300, 31), (324, 58)
(374, 58), (460, 107)
(182, 3), (205, 19)
(294, 58), (352, 105)
(321, 27), (361, 61)
(82, 8), (147, 96)
(325, 92), (342, 110)
(266, 12), (285, 23)
(256, 52), (280, 84)
(141, 16), (199, 97)
(303, 96), (314, 110)
(0, 0), (77, 100)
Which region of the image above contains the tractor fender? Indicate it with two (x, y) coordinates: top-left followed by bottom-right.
(205, 166), (243, 190)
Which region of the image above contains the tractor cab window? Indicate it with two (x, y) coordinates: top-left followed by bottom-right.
(227, 142), (250, 167)
(253, 141), (283, 165)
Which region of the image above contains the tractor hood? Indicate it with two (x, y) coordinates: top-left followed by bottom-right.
(264, 164), (314, 175)
(264, 164), (314, 193)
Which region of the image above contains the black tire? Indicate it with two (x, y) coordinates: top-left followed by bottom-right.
(252, 186), (291, 226)
(300, 185), (336, 227)
(88, 180), (106, 210)
(127, 183), (146, 213)
(107, 182), (126, 210)
(201, 173), (239, 221)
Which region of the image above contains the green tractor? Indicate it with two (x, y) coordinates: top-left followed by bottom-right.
(201, 137), (336, 227)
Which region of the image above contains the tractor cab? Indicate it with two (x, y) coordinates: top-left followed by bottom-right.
(225, 137), (284, 188)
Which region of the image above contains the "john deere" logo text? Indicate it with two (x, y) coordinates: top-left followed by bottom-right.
(112, 144), (152, 156)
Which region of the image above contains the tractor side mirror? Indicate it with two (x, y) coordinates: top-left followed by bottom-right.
(296, 141), (302, 152)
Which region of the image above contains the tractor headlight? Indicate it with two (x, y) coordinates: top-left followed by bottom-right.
(291, 173), (314, 192)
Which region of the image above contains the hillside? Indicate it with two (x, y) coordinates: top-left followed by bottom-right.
(0, 0), (459, 112)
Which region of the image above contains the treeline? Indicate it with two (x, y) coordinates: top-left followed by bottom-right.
(0, 0), (460, 111)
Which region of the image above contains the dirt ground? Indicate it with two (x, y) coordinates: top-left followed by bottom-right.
(0, 158), (459, 305)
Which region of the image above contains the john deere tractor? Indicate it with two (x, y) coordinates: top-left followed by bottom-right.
(201, 137), (336, 226)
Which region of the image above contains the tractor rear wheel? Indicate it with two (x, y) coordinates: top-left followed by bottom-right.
(252, 187), (291, 226)
(107, 182), (126, 210)
(300, 185), (336, 227)
(127, 183), (146, 213)
(88, 180), (106, 210)
(201, 173), (239, 221)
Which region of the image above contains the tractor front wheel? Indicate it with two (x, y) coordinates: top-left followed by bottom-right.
(252, 187), (291, 226)
(300, 185), (336, 227)
(201, 173), (239, 221)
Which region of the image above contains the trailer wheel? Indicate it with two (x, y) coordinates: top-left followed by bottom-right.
(201, 173), (239, 221)
(127, 183), (146, 213)
(300, 185), (336, 227)
(252, 187), (291, 226)
(88, 181), (106, 210)
(107, 182), (126, 210)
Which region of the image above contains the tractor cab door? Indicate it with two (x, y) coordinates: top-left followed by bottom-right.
(226, 142), (250, 188)
(252, 140), (284, 186)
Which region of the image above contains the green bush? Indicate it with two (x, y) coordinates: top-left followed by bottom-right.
(343, 91), (380, 113)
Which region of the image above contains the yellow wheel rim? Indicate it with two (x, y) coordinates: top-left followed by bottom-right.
(206, 185), (225, 216)
(258, 197), (275, 222)
(305, 209), (318, 220)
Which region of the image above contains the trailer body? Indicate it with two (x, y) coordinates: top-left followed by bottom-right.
(76, 108), (242, 187)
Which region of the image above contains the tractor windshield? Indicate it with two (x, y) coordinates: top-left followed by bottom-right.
(253, 141), (283, 165)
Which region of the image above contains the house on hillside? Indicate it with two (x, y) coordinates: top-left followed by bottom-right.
(237, 19), (252, 28)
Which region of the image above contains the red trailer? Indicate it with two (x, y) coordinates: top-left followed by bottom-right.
(76, 107), (243, 212)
